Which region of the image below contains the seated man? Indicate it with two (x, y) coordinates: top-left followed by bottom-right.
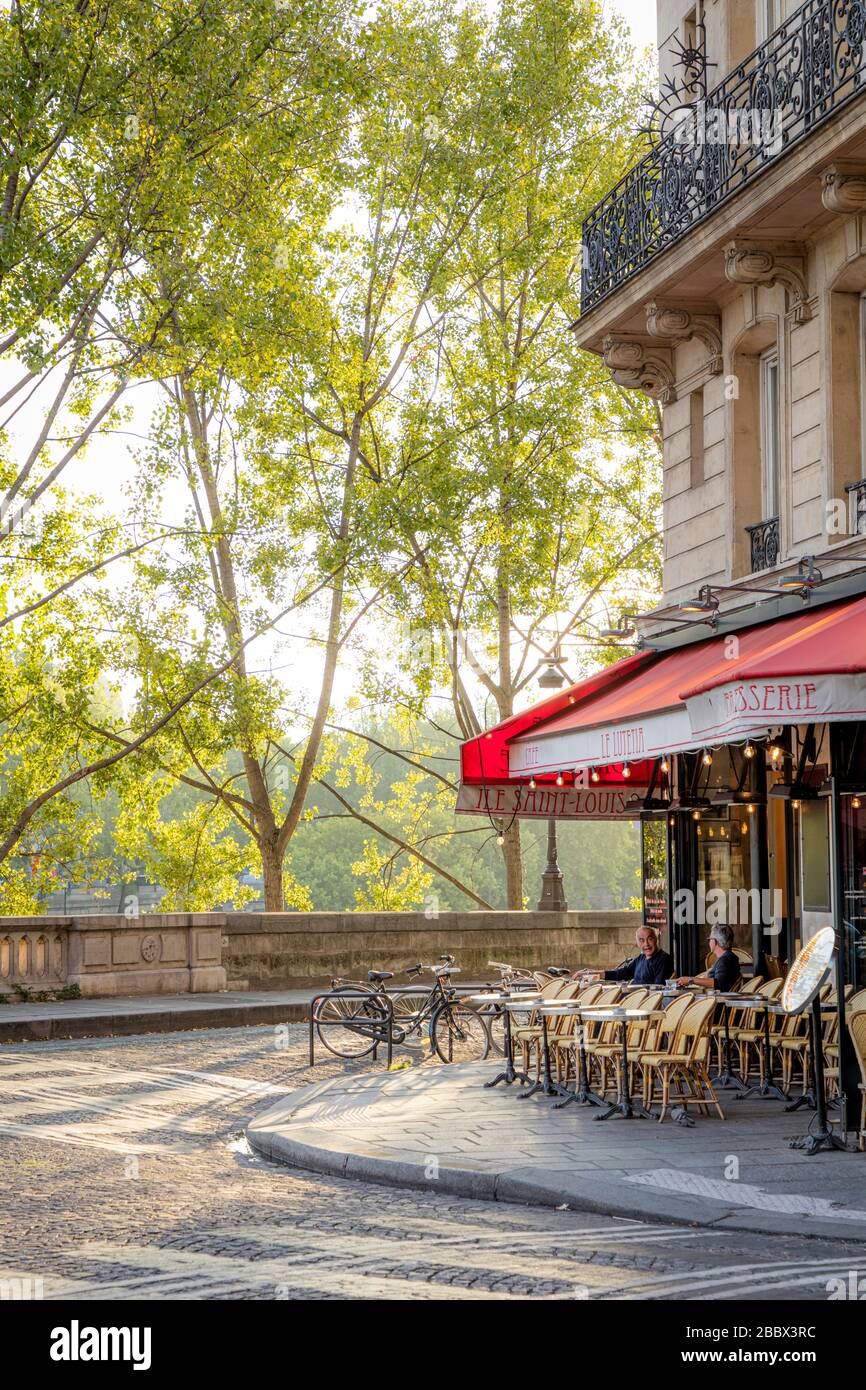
(675, 924), (741, 991)
(579, 925), (673, 986)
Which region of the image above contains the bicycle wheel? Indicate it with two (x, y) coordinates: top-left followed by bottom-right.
(314, 986), (390, 1059)
(390, 989), (425, 1024)
(431, 1002), (490, 1064)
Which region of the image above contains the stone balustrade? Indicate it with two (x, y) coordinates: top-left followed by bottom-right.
(0, 909), (641, 997)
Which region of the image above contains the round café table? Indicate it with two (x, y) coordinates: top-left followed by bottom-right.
(499, 995), (557, 1099)
(465, 991), (534, 1089)
(577, 1007), (656, 1120)
(717, 995), (788, 1102)
(710, 991), (752, 1094)
(537, 1002), (608, 1109)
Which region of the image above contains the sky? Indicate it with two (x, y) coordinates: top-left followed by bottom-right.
(607, 0), (657, 54)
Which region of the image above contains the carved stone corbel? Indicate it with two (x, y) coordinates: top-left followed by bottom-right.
(645, 300), (723, 375)
(723, 240), (812, 324)
(601, 336), (676, 404)
(820, 164), (866, 215)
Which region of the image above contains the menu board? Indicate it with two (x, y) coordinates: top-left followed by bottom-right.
(781, 926), (836, 1014)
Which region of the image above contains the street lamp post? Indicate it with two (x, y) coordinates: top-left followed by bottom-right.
(537, 815), (568, 911)
(536, 651), (568, 912)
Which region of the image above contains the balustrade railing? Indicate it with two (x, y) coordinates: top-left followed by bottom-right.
(746, 516), (781, 572)
(581, 0), (866, 312)
(0, 928), (66, 993)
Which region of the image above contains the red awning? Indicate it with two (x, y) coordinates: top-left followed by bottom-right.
(507, 594), (866, 777)
(458, 649), (654, 787)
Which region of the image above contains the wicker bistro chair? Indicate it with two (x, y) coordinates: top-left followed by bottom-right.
(638, 996), (725, 1123)
(592, 990), (663, 1100)
(731, 978), (784, 1085)
(579, 985), (627, 1093)
(823, 985), (854, 1100)
(777, 982), (848, 1097)
(710, 974), (763, 1073)
(549, 983), (604, 1086)
(514, 979), (582, 1080)
(846, 991), (866, 1151)
(511, 977), (569, 1075)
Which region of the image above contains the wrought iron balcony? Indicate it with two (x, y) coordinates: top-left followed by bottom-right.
(580, 0), (866, 314)
(845, 476), (866, 534)
(746, 516), (781, 572)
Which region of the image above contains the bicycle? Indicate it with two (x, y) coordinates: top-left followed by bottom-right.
(482, 961), (572, 1054)
(312, 955), (492, 1064)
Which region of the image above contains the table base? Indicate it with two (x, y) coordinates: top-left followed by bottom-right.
(789, 1128), (850, 1155)
(595, 1097), (654, 1121)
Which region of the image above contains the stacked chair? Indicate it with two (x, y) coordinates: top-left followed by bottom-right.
(637, 995), (725, 1122)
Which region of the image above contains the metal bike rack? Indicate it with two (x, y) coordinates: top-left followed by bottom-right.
(309, 988), (395, 1068)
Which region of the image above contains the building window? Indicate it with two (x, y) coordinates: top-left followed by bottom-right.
(760, 347), (781, 522)
(759, 0), (783, 43)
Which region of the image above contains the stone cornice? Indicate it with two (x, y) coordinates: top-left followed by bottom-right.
(644, 300), (723, 375)
(820, 162), (866, 215)
(601, 336), (676, 403)
(723, 240), (812, 324)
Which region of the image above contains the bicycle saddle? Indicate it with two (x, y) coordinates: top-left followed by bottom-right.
(367, 970), (394, 983)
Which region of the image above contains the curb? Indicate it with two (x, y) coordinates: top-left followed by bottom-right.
(246, 1090), (866, 1245)
(0, 1000), (309, 1043)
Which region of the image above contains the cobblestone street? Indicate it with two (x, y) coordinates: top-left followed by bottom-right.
(1, 1025), (865, 1301)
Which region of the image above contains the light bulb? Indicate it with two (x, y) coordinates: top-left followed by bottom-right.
(528, 776), (536, 790)
(622, 763), (631, 779)
(770, 745), (782, 763)
(854, 796), (862, 810)
(692, 810), (701, 821)
(701, 748), (713, 766)
(747, 803), (756, 815)
(556, 771), (564, 787)
(590, 767), (600, 783)
(660, 757), (669, 774)
(792, 799), (801, 810)
(744, 742), (756, 759)
(496, 834), (504, 845)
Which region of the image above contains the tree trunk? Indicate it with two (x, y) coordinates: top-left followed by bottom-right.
(260, 839), (284, 912)
(501, 820), (524, 910)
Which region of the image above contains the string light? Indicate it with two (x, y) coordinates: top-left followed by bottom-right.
(769, 744), (783, 764)
(528, 776), (536, 791)
(660, 757), (670, 774)
(791, 799), (801, 810)
(622, 763), (631, 779)
(854, 795), (862, 810)
(692, 809), (701, 821)
(556, 771), (564, 786)
(496, 834), (505, 845)
(701, 748), (713, 766)
(744, 742), (756, 759)
(590, 767), (600, 783)
(747, 803), (756, 815)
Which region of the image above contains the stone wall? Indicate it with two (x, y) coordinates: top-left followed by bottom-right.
(0, 909), (641, 997)
(219, 909), (642, 990)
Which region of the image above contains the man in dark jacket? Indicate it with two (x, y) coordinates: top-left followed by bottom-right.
(578, 926), (673, 986)
(675, 924), (741, 991)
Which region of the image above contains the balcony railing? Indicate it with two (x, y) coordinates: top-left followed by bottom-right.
(580, 0), (866, 314)
(845, 476), (866, 533)
(746, 516), (781, 572)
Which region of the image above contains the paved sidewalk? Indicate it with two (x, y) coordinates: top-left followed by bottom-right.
(0, 989), (315, 1042)
(247, 1060), (866, 1242)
